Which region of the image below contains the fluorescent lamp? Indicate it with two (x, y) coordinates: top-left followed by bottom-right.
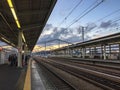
(7, 0), (21, 28)
(16, 20), (21, 28)
(7, 0), (13, 8)
(11, 8), (17, 20)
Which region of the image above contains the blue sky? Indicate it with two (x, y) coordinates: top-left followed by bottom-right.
(47, 0), (120, 27)
(37, 0), (120, 46)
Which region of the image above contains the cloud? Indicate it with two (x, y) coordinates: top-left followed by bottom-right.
(99, 20), (118, 29)
(85, 23), (97, 32)
(37, 23), (95, 46)
(36, 19), (120, 49)
(41, 24), (53, 36)
(76, 23), (97, 34)
(44, 24), (53, 30)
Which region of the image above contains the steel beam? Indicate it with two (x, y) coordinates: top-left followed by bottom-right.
(18, 10), (47, 16)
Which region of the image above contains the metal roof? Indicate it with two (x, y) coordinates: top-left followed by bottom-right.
(53, 32), (120, 51)
(74, 32), (120, 47)
(0, 0), (57, 51)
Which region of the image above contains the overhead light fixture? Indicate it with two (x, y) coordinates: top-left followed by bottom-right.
(11, 8), (17, 20)
(7, 0), (21, 28)
(7, 0), (27, 46)
(16, 20), (21, 28)
(7, 0), (13, 7)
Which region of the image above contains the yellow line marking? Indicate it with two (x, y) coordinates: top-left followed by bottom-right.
(23, 59), (31, 90)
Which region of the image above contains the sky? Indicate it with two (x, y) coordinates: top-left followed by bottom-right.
(37, 0), (120, 47)
(1, 0), (120, 50)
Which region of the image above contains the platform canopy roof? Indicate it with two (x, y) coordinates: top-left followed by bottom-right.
(0, 0), (57, 51)
(53, 32), (120, 51)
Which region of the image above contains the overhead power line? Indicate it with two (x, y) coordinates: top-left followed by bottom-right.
(58, 0), (104, 40)
(112, 18), (120, 23)
(95, 8), (120, 23)
(68, 0), (98, 26)
(40, 0), (83, 42)
(67, 0), (104, 28)
(59, 0), (104, 42)
(92, 16), (120, 35)
(58, 0), (83, 27)
(86, 9), (120, 32)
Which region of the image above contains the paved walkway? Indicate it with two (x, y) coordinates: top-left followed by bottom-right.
(0, 64), (24, 90)
(31, 60), (46, 90)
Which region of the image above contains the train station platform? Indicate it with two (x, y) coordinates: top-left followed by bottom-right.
(0, 58), (47, 90)
(0, 64), (27, 90)
(1, 56), (119, 90)
(31, 60), (46, 90)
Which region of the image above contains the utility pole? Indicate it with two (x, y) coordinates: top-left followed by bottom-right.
(82, 26), (84, 42)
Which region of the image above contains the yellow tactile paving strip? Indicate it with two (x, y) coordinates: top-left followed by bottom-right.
(23, 59), (31, 90)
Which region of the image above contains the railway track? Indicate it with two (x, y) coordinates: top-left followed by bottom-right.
(35, 60), (75, 90)
(34, 57), (120, 90)
(49, 61), (120, 89)
(49, 57), (120, 77)
(49, 57), (120, 69)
